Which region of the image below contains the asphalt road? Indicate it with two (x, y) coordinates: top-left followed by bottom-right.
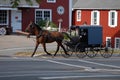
(0, 35), (120, 80)
(0, 56), (120, 80)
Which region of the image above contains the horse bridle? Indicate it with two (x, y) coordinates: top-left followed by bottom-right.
(26, 23), (34, 38)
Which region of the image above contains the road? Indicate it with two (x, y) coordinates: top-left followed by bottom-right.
(0, 56), (120, 80)
(0, 35), (120, 80)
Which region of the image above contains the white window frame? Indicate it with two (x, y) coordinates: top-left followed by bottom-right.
(106, 37), (111, 47)
(0, 10), (9, 25)
(91, 10), (100, 25)
(108, 10), (118, 28)
(47, 0), (56, 3)
(115, 37), (120, 49)
(76, 10), (81, 21)
(35, 9), (52, 23)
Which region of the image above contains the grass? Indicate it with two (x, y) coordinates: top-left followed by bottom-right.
(14, 50), (59, 57)
(14, 49), (120, 57)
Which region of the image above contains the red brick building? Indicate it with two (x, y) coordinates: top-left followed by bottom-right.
(0, 0), (72, 33)
(0, 0), (39, 33)
(72, 0), (120, 49)
(1, 0), (120, 48)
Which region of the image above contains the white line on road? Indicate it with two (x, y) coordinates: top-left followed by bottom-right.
(46, 59), (91, 69)
(0, 47), (34, 51)
(46, 59), (120, 72)
(40, 75), (120, 80)
(78, 59), (120, 69)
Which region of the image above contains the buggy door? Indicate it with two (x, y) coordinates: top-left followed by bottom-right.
(79, 28), (88, 44)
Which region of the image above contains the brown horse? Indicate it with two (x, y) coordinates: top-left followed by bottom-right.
(25, 21), (69, 57)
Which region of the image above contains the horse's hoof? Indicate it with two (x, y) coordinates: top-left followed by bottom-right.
(54, 54), (56, 56)
(66, 54), (70, 56)
(52, 55), (55, 58)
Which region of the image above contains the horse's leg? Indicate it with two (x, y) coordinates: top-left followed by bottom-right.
(31, 42), (39, 57)
(54, 44), (60, 56)
(59, 42), (69, 56)
(42, 43), (52, 56)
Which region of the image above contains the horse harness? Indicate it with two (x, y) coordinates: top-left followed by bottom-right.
(37, 30), (62, 43)
(37, 30), (52, 42)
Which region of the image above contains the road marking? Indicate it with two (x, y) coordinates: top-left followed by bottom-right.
(46, 59), (120, 72)
(0, 47), (33, 51)
(46, 59), (91, 69)
(78, 59), (120, 69)
(40, 75), (120, 79)
(0, 74), (42, 78)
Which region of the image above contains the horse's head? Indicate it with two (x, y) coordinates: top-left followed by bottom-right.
(25, 21), (42, 38)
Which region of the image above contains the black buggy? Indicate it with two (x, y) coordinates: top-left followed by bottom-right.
(61, 25), (114, 58)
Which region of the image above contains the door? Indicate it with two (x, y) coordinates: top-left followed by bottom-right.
(11, 10), (22, 32)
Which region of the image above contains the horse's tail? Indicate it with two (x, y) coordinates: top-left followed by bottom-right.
(61, 32), (73, 41)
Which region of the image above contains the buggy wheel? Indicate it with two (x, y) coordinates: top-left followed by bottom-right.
(100, 47), (114, 58)
(60, 44), (73, 58)
(75, 43), (86, 58)
(100, 41), (114, 58)
(86, 47), (98, 58)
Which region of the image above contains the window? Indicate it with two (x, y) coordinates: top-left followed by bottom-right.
(106, 37), (111, 47)
(91, 10), (100, 25)
(0, 10), (8, 25)
(108, 10), (118, 27)
(115, 38), (120, 49)
(35, 9), (52, 23)
(47, 0), (56, 3)
(76, 10), (81, 21)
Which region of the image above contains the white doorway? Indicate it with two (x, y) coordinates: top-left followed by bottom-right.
(11, 10), (22, 32)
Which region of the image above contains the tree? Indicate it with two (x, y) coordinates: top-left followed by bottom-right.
(10, 0), (41, 8)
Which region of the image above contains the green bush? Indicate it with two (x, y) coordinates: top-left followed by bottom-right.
(37, 20), (46, 28)
(37, 20), (57, 29)
(49, 21), (57, 28)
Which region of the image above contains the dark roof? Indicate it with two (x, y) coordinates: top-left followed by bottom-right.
(73, 0), (120, 9)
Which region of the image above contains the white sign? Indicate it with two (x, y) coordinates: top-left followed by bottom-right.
(57, 6), (65, 15)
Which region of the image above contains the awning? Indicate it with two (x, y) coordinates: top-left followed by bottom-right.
(0, 7), (17, 10)
(0, 0), (39, 8)
(18, 0), (39, 8)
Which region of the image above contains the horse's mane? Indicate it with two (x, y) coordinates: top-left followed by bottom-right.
(34, 23), (42, 30)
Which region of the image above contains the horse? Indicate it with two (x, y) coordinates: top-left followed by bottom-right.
(25, 21), (69, 57)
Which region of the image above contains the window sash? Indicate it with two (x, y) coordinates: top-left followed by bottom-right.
(108, 10), (118, 27)
(47, 0), (56, 3)
(106, 37), (111, 47)
(0, 10), (8, 25)
(76, 10), (81, 21)
(35, 9), (52, 23)
(115, 38), (120, 49)
(91, 10), (100, 25)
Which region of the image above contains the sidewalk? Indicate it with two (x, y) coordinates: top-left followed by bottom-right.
(0, 34), (35, 50)
(0, 34), (57, 57)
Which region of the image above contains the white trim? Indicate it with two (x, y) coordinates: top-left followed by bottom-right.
(47, 0), (56, 3)
(108, 10), (118, 28)
(91, 10), (100, 25)
(18, 5), (39, 8)
(106, 37), (111, 47)
(115, 37), (120, 49)
(35, 9), (52, 23)
(69, 0), (72, 28)
(76, 10), (81, 21)
(0, 8), (17, 10)
(7, 10), (9, 26)
(0, 10), (9, 25)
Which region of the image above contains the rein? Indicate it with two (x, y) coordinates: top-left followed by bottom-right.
(37, 30), (44, 38)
